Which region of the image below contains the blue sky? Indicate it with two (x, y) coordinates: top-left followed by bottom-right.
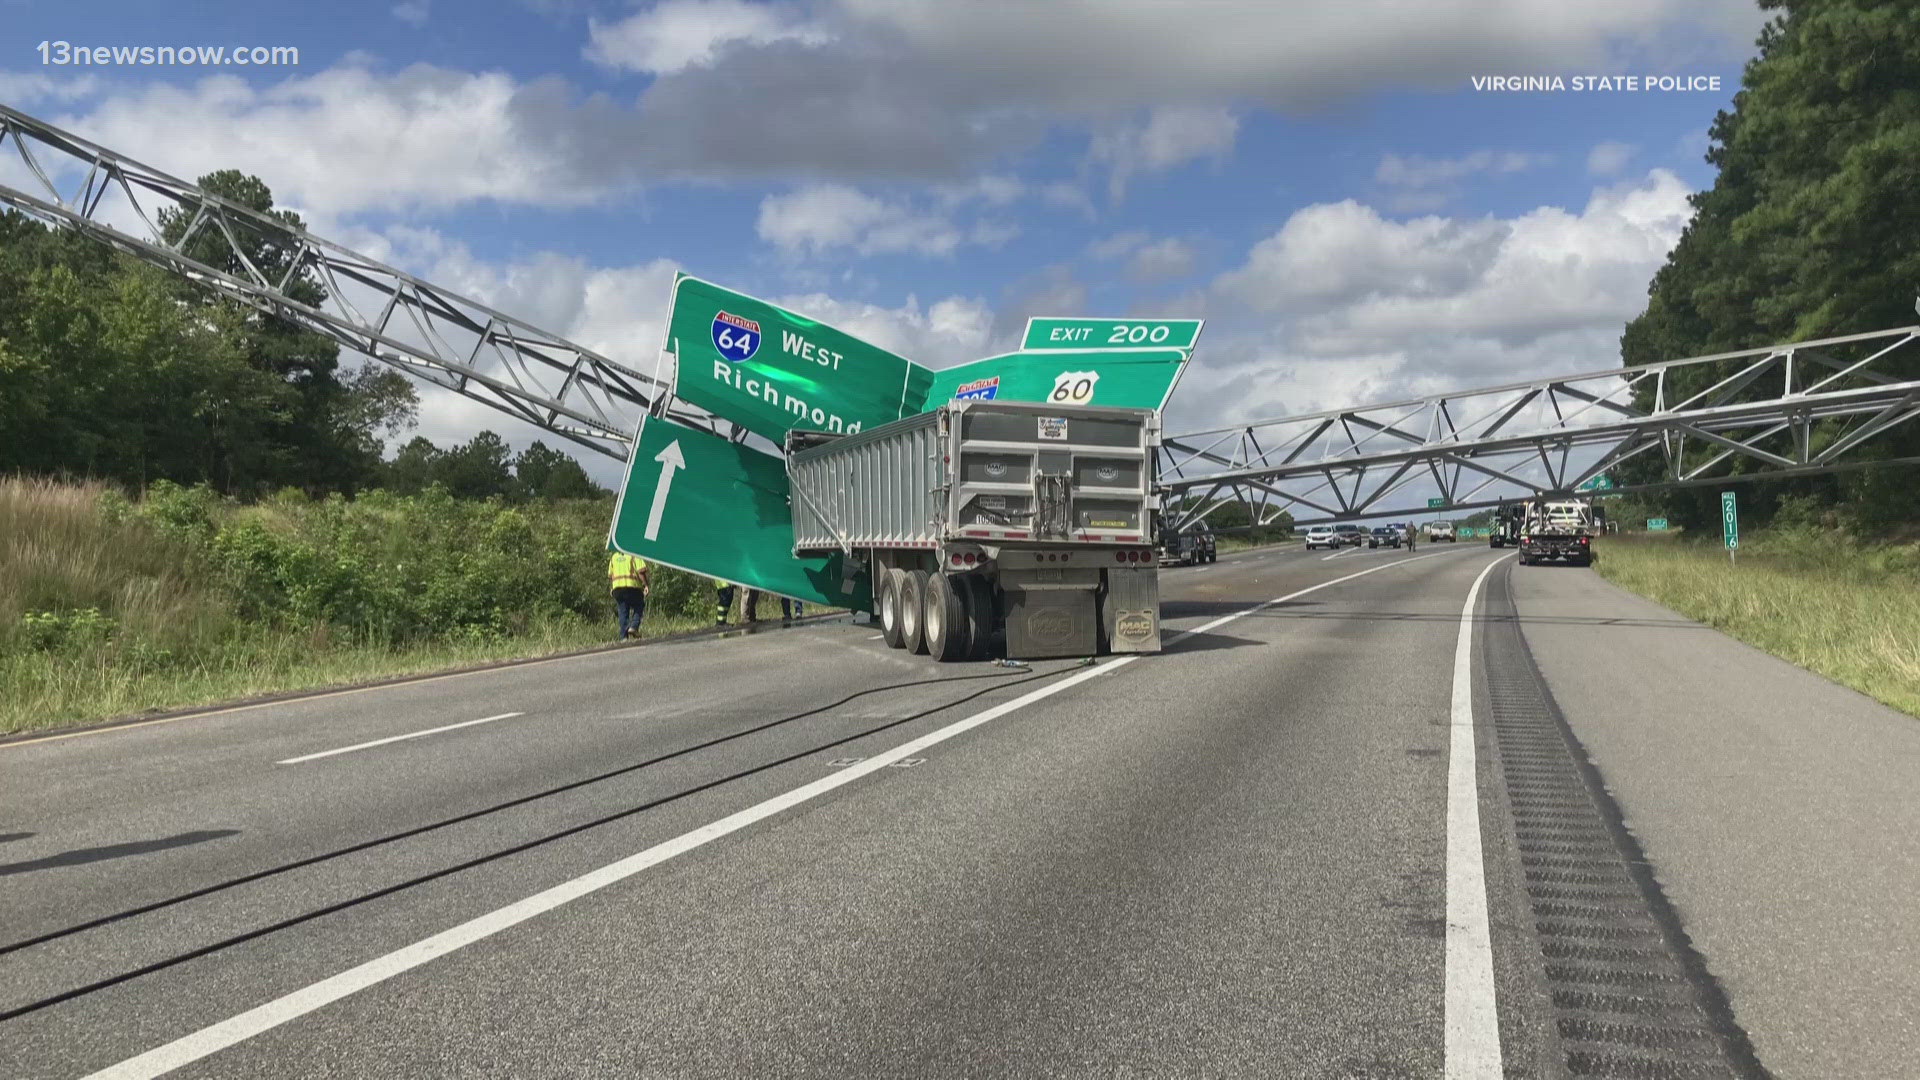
(1, 0), (1770, 482)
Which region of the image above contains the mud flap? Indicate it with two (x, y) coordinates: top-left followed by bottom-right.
(1099, 566), (1161, 654)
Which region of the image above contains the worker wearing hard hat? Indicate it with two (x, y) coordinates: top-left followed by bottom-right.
(608, 549), (649, 641)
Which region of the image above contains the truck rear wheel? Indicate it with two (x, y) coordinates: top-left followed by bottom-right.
(923, 572), (968, 661)
(901, 569), (930, 654)
(879, 567), (908, 649)
(960, 575), (994, 661)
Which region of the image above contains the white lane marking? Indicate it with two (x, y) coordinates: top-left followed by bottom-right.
(1321, 546), (1363, 560)
(1445, 553), (1512, 1078)
(92, 545), (1495, 1080)
(1165, 544), (1479, 645)
(867, 634), (885, 641)
(86, 667), (1138, 1080)
(274, 713), (525, 765)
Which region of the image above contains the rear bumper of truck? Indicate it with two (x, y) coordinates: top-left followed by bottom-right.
(1520, 536), (1592, 560)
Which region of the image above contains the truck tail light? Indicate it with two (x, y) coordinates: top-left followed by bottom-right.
(1578, 535), (1590, 544)
(1116, 551), (1127, 563)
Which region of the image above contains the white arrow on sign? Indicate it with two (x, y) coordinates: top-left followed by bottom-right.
(643, 439), (686, 541)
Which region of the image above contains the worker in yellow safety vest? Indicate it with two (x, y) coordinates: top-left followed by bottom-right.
(712, 577), (735, 626)
(608, 549), (649, 641)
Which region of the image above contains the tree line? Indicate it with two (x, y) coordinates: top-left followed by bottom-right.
(0, 172), (604, 502)
(1620, 0), (1920, 533)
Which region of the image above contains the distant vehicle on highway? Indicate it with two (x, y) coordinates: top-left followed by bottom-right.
(1304, 524), (1340, 550)
(1332, 523), (1367, 547)
(1518, 499), (1596, 567)
(1160, 520), (1216, 566)
(1425, 520), (1456, 542)
(1367, 524), (1405, 549)
(1487, 503), (1526, 548)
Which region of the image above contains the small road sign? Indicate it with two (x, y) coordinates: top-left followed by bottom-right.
(1721, 492), (1739, 555)
(1022, 317), (1202, 352)
(1428, 497), (1447, 508)
(1647, 517), (1669, 531)
(1578, 474), (1614, 491)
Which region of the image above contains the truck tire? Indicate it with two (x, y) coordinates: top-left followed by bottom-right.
(960, 575), (994, 661)
(901, 569), (930, 654)
(923, 572), (968, 661)
(879, 567), (908, 649)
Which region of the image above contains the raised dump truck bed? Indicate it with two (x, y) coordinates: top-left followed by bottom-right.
(787, 400), (1161, 660)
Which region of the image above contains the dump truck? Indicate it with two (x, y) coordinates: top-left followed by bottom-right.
(1487, 502), (1525, 548)
(1517, 499), (1596, 566)
(786, 399), (1162, 661)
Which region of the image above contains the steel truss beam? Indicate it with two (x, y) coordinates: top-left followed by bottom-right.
(0, 104), (725, 463)
(1161, 326), (1920, 528)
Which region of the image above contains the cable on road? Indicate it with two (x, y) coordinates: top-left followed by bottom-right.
(0, 665), (1073, 1024)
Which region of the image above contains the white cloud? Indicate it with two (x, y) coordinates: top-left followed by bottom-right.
(587, 0), (831, 75)
(1091, 106), (1240, 200)
(392, 0), (431, 26)
(1587, 140), (1637, 175)
(839, 0), (1764, 107)
(756, 182), (1020, 258)
(757, 185), (960, 257)
(0, 72), (101, 105)
(1374, 149), (1555, 211)
(1087, 232), (1198, 282)
(1187, 169), (1695, 428)
(48, 64), (606, 215)
(1375, 150), (1553, 188)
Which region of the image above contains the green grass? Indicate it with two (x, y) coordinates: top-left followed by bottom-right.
(1594, 530), (1920, 717)
(0, 477), (775, 736)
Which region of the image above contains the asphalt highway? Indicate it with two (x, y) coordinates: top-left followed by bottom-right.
(2, 540), (1910, 1078)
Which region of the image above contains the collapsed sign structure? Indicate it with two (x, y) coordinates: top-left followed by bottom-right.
(610, 274), (1204, 603)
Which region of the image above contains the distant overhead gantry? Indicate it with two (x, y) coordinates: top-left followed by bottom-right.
(1159, 324), (1920, 528)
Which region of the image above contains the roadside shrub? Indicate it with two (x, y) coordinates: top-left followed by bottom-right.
(18, 607), (116, 652)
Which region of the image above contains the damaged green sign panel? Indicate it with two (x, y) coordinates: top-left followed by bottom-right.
(664, 274), (933, 443)
(609, 415), (867, 609)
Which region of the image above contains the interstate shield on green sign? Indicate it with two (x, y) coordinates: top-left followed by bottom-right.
(921, 348), (1192, 412)
(665, 274), (933, 443)
(609, 416), (867, 609)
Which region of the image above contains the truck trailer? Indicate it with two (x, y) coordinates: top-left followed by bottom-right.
(786, 399), (1162, 661)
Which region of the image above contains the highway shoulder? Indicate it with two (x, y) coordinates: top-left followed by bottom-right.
(1511, 565), (1920, 1080)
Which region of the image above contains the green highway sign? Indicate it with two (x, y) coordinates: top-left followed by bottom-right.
(1022, 317), (1202, 352)
(1578, 473), (1615, 491)
(665, 274), (933, 443)
(1721, 491), (1739, 551)
(1647, 517), (1669, 531)
(610, 415), (867, 609)
(922, 348), (1192, 412)
(1428, 497), (1447, 508)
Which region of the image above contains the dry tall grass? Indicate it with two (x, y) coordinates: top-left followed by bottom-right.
(0, 477), (235, 652)
(1595, 532), (1920, 717)
(0, 477), (700, 734)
